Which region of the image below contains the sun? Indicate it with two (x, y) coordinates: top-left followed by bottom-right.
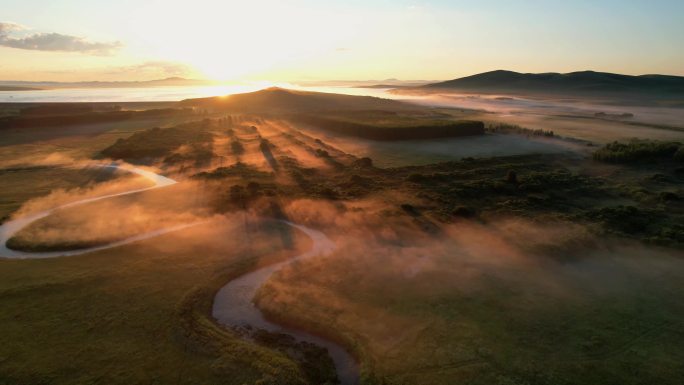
(126, 1), (353, 82)
(193, 59), (254, 82)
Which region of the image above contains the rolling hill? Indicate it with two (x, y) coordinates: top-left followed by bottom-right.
(179, 87), (414, 113)
(418, 70), (684, 96)
(181, 87), (485, 140)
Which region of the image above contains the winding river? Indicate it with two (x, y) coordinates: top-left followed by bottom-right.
(213, 221), (360, 384)
(0, 164), (185, 259)
(0, 164), (360, 384)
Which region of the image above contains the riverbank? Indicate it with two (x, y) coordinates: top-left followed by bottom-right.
(213, 221), (360, 384)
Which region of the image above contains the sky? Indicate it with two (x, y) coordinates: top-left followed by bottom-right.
(1, 0), (683, 82)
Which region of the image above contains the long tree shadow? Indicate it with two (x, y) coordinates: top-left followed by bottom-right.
(314, 148), (345, 170)
(268, 200), (294, 249)
(401, 203), (443, 236)
(259, 138), (280, 172)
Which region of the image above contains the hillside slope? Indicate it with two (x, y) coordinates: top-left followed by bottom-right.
(421, 70), (684, 96)
(179, 87), (413, 113)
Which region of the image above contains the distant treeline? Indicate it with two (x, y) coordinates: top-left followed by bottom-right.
(290, 114), (484, 141)
(486, 122), (554, 137)
(593, 140), (684, 163)
(0, 108), (193, 129)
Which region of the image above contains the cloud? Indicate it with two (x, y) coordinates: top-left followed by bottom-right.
(0, 22), (122, 55)
(0, 22), (24, 33)
(108, 61), (194, 77)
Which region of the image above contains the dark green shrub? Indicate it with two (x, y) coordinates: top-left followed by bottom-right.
(315, 149), (330, 158)
(593, 140), (682, 163)
(231, 139), (244, 155)
(585, 205), (653, 234)
(452, 206), (476, 218)
(352, 157), (373, 168)
(401, 203), (419, 216)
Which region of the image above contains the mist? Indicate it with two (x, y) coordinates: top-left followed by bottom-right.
(255, 196), (684, 382)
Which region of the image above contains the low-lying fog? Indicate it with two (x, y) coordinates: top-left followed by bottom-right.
(301, 88), (684, 165)
(257, 197), (684, 382)
(305, 132), (581, 167)
(4, 84), (683, 170)
(403, 92), (684, 143)
(409, 93), (684, 126)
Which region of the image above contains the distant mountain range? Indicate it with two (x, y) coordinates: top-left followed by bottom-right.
(0, 77), (215, 90)
(417, 70), (684, 96)
(4, 71), (684, 100)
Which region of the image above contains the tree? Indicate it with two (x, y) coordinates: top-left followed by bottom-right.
(229, 185), (246, 207)
(353, 157), (373, 168)
(506, 170), (518, 185)
(247, 182), (261, 196)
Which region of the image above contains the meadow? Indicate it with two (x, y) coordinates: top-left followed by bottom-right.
(1, 90), (683, 385)
(0, 217), (327, 384)
(258, 224), (684, 384)
(0, 166), (148, 223)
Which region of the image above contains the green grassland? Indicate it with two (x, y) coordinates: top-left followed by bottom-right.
(289, 113), (484, 141)
(1, 98), (684, 385)
(257, 233), (684, 385)
(0, 218), (338, 385)
(0, 111), (342, 385)
(308, 110), (459, 128)
(0, 166), (149, 224)
(250, 142), (684, 384)
(248, 146), (684, 385)
(5, 184), (196, 252)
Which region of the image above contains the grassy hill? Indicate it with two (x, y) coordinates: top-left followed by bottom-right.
(181, 88), (485, 140)
(179, 87), (413, 113)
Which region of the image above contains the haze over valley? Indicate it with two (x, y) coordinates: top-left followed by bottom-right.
(1, 1), (684, 385)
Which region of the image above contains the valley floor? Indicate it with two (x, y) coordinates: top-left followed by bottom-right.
(1, 100), (683, 385)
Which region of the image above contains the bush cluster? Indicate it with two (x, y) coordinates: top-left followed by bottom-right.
(593, 140), (682, 163)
